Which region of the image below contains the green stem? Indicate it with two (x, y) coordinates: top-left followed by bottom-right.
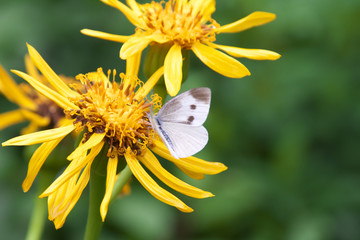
(83, 164), (107, 240)
(110, 165), (132, 204)
(25, 170), (54, 240)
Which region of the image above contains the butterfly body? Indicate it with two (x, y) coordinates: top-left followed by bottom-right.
(150, 88), (211, 159)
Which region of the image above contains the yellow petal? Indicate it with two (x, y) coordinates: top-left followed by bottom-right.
(164, 44), (183, 96)
(67, 132), (106, 160)
(134, 66), (164, 99)
(126, 0), (141, 15)
(2, 124), (75, 146)
(192, 42), (250, 78)
(125, 153), (193, 212)
(80, 29), (131, 43)
(21, 109), (50, 127)
(120, 36), (151, 59)
(100, 154), (118, 221)
(151, 139), (227, 175)
(123, 51), (142, 89)
(11, 70), (78, 110)
(21, 122), (41, 135)
(175, 0), (188, 11)
(0, 110), (26, 131)
(139, 148), (213, 198)
(209, 42), (281, 60)
(49, 163), (91, 229)
(41, 141), (104, 197)
(26, 43), (78, 99)
(24, 54), (42, 81)
(22, 136), (65, 192)
(0, 65), (36, 110)
(216, 11), (276, 33)
(190, 0), (215, 20)
(101, 0), (146, 28)
(175, 164), (205, 180)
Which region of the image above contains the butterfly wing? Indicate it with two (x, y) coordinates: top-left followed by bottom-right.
(157, 121), (209, 159)
(158, 87), (211, 126)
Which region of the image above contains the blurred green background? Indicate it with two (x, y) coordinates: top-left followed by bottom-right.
(1, 0), (360, 239)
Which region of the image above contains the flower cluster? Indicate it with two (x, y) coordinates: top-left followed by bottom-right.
(0, 0), (279, 232)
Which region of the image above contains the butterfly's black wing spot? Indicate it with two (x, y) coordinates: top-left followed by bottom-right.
(187, 116), (195, 123)
(190, 104), (196, 110)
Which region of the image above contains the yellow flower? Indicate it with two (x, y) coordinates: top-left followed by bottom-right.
(0, 56), (72, 134)
(81, 0), (281, 96)
(2, 44), (227, 229)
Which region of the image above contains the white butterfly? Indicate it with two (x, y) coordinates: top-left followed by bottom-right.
(150, 87), (211, 159)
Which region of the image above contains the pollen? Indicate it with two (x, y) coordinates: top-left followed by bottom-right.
(65, 68), (157, 156)
(141, 1), (219, 48)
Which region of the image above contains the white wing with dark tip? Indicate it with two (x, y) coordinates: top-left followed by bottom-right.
(150, 88), (211, 159)
(157, 87), (211, 126)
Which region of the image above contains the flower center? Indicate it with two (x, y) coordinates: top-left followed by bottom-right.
(65, 69), (158, 156)
(141, 1), (219, 48)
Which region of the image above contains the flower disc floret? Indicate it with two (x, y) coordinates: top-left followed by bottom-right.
(141, 1), (218, 48)
(66, 69), (155, 156)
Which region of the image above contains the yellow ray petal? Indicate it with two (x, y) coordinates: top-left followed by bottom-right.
(21, 109), (50, 127)
(190, 0), (215, 20)
(101, 0), (146, 28)
(24, 54), (42, 81)
(52, 164), (91, 229)
(11, 70), (78, 110)
(67, 132), (106, 160)
(0, 65), (36, 110)
(192, 42), (250, 78)
(151, 139), (227, 175)
(100, 154), (118, 221)
(0, 110), (26, 131)
(209, 42), (281, 60)
(175, 0), (188, 11)
(164, 44), (183, 96)
(2, 124), (74, 146)
(124, 51), (142, 89)
(80, 29), (131, 43)
(26, 44), (78, 99)
(139, 148), (213, 198)
(22, 136), (65, 192)
(50, 163), (91, 229)
(41, 141), (104, 197)
(125, 153), (193, 212)
(175, 164), (205, 180)
(120, 36), (152, 59)
(216, 11), (276, 33)
(126, 0), (141, 15)
(134, 66), (164, 99)
(21, 122), (41, 135)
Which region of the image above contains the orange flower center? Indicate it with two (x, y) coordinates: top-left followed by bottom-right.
(140, 1), (219, 48)
(65, 69), (159, 156)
